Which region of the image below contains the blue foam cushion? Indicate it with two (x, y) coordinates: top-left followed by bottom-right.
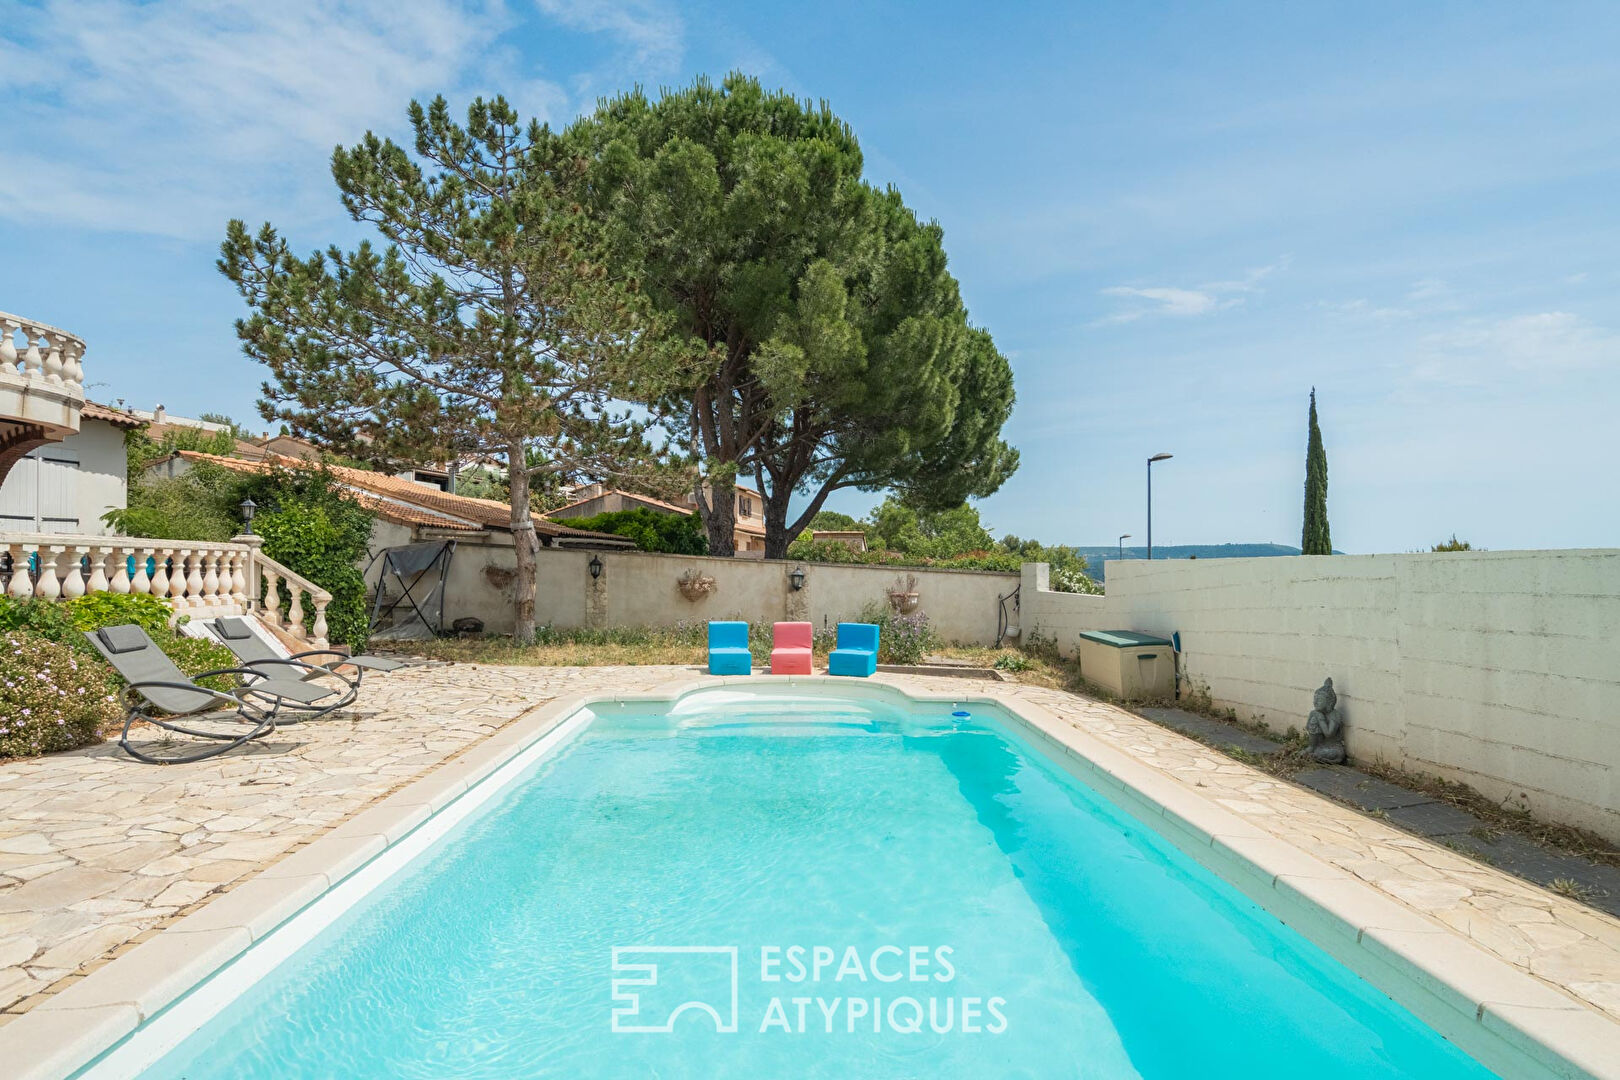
(828, 648), (876, 677)
(708, 647), (753, 676)
(708, 621), (749, 650)
(836, 622), (880, 653)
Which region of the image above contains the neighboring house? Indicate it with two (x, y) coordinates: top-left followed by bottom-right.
(727, 485), (768, 556)
(149, 450), (634, 553)
(0, 400), (141, 534)
(548, 483), (696, 519)
(395, 455), (508, 493)
(128, 405), (268, 459)
(547, 482), (770, 556)
(254, 434), (322, 461)
(811, 530), (869, 553)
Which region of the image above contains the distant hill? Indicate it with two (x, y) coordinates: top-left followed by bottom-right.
(1075, 543), (1304, 582)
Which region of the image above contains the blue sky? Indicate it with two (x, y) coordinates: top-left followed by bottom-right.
(2, 1), (1616, 553)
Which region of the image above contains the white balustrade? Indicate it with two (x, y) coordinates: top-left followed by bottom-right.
(0, 533), (333, 648)
(0, 310), (86, 392)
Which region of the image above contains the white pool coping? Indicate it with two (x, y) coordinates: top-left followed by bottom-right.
(5, 675), (1617, 1080)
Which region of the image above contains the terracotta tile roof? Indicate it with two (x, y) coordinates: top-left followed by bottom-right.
(546, 486), (766, 539)
(342, 490), (484, 532)
(167, 450), (630, 543)
(546, 488), (695, 518)
(139, 422), (268, 459)
(81, 401), (144, 428)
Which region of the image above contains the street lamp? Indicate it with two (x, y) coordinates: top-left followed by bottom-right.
(1147, 453), (1173, 560)
(239, 497), (257, 536)
(788, 565), (806, 591)
(588, 554), (603, 580)
(1118, 534), (1131, 561)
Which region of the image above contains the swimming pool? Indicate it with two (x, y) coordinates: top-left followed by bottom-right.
(84, 687), (1499, 1079)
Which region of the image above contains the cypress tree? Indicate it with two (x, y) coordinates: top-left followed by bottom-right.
(1302, 388), (1332, 555)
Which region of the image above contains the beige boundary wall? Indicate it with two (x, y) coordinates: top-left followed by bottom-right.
(1019, 549), (1620, 844)
(440, 539), (1019, 645)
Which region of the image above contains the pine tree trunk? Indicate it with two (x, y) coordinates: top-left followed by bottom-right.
(762, 488), (794, 560)
(699, 479), (737, 557)
(762, 476), (836, 560)
(509, 441), (538, 643)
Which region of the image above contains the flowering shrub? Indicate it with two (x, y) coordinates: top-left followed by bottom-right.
(882, 612), (938, 665)
(0, 632), (120, 759)
(857, 602), (940, 665)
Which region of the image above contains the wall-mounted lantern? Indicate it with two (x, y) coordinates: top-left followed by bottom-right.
(789, 565), (806, 591)
(588, 554), (603, 580)
(239, 497), (257, 535)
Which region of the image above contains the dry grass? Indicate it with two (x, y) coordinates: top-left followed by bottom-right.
(405, 625), (832, 670)
(1131, 680), (1620, 870)
(1354, 757), (1620, 869)
(399, 632), (1085, 691)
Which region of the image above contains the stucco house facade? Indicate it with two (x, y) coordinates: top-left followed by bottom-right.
(548, 482), (769, 555)
(0, 400), (140, 534)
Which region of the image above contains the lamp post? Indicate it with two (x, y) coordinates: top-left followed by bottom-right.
(1118, 534), (1131, 561)
(1147, 453), (1172, 560)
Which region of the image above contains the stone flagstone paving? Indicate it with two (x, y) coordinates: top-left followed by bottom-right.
(0, 662), (685, 1021)
(1, 664), (1617, 1032)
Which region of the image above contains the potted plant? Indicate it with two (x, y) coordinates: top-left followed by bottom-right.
(886, 573), (920, 614)
(676, 569), (718, 602)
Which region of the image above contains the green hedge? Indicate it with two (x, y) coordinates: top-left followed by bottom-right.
(566, 508), (707, 555)
(786, 536), (1022, 573)
(109, 455), (376, 649)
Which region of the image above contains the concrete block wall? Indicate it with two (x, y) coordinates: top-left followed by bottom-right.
(1021, 550), (1620, 843)
(444, 542), (1019, 646)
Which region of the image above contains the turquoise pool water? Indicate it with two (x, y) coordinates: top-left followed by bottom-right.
(129, 696), (1495, 1079)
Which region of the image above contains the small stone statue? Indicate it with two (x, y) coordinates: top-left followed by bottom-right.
(1306, 678), (1347, 764)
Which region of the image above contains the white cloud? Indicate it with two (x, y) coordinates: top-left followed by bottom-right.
(0, 0), (515, 238)
(1097, 286), (1220, 322)
(1320, 298), (1412, 322)
(1095, 257), (1288, 325)
(1409, 311), (1619, 386)
(535, 0), (683, 78)
(0, 0), (683, 240)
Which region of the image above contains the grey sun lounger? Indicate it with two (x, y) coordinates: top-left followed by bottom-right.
(207, 616), (413, 678)
(202, 617), (370, 713)
(86, 624), (339, 765)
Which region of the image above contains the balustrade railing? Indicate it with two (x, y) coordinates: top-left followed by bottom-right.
(0, 310), (85, 393)
(0, 533), (331, 647)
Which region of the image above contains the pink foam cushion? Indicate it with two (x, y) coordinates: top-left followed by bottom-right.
(773, 622), (812, 649)
(770, 647), (813, 675)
